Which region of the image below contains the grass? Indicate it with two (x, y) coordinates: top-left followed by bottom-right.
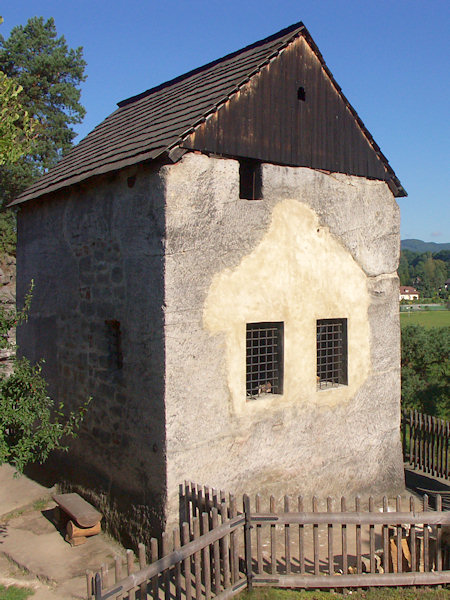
(239, 587), (450, 600)
(0, 585), (34, 600)
(31, 498), (49, 512)
(400, 310), (450, 329)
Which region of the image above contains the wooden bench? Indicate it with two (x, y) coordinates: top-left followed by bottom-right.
(52, 493), (103, 546)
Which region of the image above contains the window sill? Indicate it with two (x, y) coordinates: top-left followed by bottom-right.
(246, 392), (282, 402)
(316, 381), (347, 391)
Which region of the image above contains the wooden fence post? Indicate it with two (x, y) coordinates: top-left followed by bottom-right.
(243, 494), (253, 592)
(94, 572), (102, 600)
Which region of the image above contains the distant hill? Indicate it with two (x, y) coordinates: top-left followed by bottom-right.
(401, 239), (450, 253)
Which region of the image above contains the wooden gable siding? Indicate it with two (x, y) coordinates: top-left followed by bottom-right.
(181, 36), (387, 181)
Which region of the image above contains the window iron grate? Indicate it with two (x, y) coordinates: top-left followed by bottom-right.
(316, 318), (347, 389)
(246, 322), (283, 396)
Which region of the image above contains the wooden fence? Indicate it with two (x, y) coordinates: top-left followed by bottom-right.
(88, 487), (450, 599)
(402, 409), (450, 480)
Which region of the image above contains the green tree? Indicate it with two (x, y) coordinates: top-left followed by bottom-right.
(401, 325), (450, 419)
(0, 22), (89, 471)
(0, 16), (86, 252)
(0, 71), (37, 165)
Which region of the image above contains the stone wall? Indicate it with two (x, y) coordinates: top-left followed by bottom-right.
(16, 162), (168, 544)
(0, 254), (16, 375)
(17, 150), (404, 540)
(163, 153), (404, 526)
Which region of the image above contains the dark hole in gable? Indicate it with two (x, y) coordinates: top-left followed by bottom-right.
(105, 319), (123, 369)
(127, 176), (136, 188)
(239, 159), (262, 200)
(297, 86), (306, 101)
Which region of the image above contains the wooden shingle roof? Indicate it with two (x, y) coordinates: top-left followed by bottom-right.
(12, 22), (405, 205)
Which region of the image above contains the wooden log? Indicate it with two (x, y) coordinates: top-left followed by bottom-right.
(66, 519), (101, 539)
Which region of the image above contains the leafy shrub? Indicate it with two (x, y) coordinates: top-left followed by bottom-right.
(0, 282), (89, 473)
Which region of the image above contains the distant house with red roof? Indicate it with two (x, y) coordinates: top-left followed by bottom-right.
(400, 286), (419, 300)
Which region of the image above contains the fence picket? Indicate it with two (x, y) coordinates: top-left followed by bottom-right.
(139, 543), (147, 600)
(298, 496), (305, 575)
(151, 537), (159, 600)
(341, 497), (347, 576)
(396, 496), (402, 574)
(369, 497), (375, 574)
(424, 495), (430, 572)
(230, 494), (239, 583)
(255, 495), (263, 575)
(93, 482), (450, 600)
(193, 517), (202, 600)
(410, 496), (417, 573)
(219, 501), (230, 588)
(382, 496), (389, 574)
(202, 514), (212, 600)
(162, 531), (171, 600)
(313, 496), (319, 576)
(126, 549), (136, 600)
(211, 509), (221, 594)
(86, 570), (94, 599)
(284, 496), (291, 574)
(182, 522), (192, 600)
(436, 495), (442, 572)
(173, 528), (182, 600)
(327, 497), (333, 576)
(270, 496), (276, 575)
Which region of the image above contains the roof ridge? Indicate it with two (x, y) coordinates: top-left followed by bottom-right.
(117, 21), (305, 108)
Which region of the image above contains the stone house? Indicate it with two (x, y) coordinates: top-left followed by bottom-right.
(12, 22), (406, 539)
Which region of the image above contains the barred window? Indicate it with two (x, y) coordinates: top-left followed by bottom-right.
(246, 322), (284, 397)
(316, 319), (347, 389)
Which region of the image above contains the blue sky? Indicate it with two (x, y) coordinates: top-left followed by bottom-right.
(2, 0), (449, 242)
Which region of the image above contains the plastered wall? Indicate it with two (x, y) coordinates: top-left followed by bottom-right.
(163, 153), (404, 526)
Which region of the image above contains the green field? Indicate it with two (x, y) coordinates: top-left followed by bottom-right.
(240, 586), (450, 599)
(400, 309), (450, 329)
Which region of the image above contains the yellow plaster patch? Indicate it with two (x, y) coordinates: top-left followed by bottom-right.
(203, 199), (370, 415)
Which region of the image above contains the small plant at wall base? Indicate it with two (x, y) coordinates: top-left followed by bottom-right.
(0, 283), (90, 474)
